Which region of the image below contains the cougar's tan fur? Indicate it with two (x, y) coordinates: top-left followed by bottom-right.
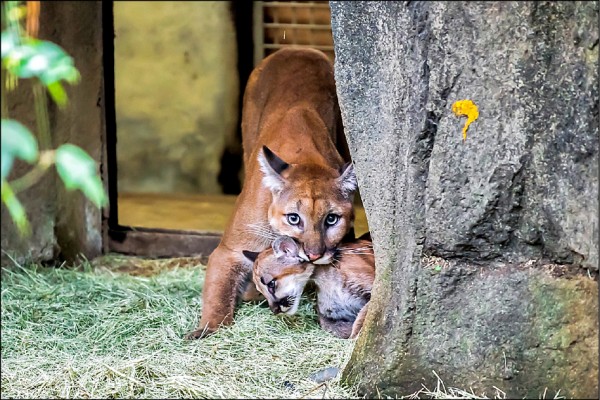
(185, 48), (357, 339)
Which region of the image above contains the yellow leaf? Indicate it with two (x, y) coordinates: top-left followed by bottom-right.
(452, 99), (479, 141)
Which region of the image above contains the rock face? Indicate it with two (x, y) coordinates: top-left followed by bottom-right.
(330, 1), (598, 398)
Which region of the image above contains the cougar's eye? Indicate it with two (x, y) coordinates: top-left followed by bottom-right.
(325, 214), (340, 226)
(286, 213), (301, 225)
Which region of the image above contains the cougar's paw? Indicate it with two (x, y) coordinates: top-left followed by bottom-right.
(183, 327), (214, 340)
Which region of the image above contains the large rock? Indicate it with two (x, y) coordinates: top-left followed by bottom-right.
(330, 1), (598, 398)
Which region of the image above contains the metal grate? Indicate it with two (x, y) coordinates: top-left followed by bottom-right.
(253, 1), (335, 66)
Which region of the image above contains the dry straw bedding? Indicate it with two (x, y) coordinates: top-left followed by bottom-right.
(1, 255), (528, 399)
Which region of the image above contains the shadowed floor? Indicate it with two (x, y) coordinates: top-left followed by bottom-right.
(118, 193), (370, 236)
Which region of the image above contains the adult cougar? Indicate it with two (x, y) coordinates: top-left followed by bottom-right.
(185, 48), (357, 339)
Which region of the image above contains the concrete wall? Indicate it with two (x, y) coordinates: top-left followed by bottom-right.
(1, 1), (242, 265)
(114, 1), (239, 195)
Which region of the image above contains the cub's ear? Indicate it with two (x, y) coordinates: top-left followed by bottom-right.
(272, 236), (300, 259)
(338, 162), (358, 198)
(257, 146), (289, 193)
(242, 250), (260, 263)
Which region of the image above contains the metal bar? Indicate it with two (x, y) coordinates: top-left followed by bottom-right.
(272, 0), (279, 45)
(263, 43), (335, 51)
(291, 3), (297, 44)
(253, 1), (265, 66)
(264, 22), (331, 30)
(307, 5), (315, 45)
(262, 2), (330, 9)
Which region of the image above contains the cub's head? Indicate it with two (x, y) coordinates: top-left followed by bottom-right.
(243, 236), (313, 315)
(258, 146), (358, 265)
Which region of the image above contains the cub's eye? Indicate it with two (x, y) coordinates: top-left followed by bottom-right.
(260, 277), (276, 293)
(267, 279), (276, 294)
(286, 213), (301, 225)
(325, 214), (340, 226)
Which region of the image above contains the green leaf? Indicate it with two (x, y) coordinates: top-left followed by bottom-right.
(47, 81), (67, 107)
(1, 179), (30, 236)
(434, 265), (442, 272)
(40, 57), (80, 85)
(54, 144), (107, 208)
(1, 30), (19, 59)
(1, 119), (39, 179)
(54, 144), (95, 189)
(2, 40), (38, 77)
(6, 4), (27, 23)
(1, 155), (13, 181)
(1, 35), (80, 97)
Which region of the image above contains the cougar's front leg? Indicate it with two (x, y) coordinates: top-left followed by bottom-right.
(185, 245), (250, 340)
(349, 303), (369, 339)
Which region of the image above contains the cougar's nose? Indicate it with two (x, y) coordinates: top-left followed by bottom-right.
(307, 252), (321, 262)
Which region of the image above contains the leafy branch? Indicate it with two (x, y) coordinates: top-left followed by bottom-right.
(1, 0), (107, 237)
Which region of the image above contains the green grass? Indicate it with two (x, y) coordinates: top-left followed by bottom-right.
(0, 256), (561, 399)
(1, 260), (356, 399)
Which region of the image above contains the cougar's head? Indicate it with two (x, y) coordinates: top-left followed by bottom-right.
(243, 236), (313, 315)
(258, 146), (358, 265)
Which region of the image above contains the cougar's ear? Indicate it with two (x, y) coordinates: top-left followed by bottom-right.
(242, 250), (260, 263)
(257, 146), (289, 193)
(338, 162), (358, 198)
(357, 231), (372, 241)
(272, 236), (300, 259)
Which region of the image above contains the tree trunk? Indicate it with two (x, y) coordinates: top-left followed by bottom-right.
(330, 1), (598, 398)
